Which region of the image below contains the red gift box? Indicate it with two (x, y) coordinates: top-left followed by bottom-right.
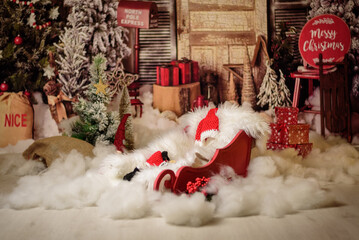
(156, 65), (180, 86)
(275, 107), (299, 125)
(295, 143), (313, 157)
(266, 142), (312, 157)
(171, 58), (199, 84)
(269, 123), (310, 145)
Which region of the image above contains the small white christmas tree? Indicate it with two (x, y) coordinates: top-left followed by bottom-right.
(55, 7), (90, 98)
(257, 61), (292, 109)
(257, 61), (280, 108)
(277, 70), (292, 107)
(71, 54), (119, 145)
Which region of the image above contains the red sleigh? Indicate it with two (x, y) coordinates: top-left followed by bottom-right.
(153, 130), (253, 193)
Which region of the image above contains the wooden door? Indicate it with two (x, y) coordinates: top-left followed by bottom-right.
(176, 0), (267, 102)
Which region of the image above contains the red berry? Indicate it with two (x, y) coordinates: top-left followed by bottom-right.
(24, 90), (31, 97)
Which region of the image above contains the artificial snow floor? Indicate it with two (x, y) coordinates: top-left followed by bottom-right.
(0, 91), (359, 240)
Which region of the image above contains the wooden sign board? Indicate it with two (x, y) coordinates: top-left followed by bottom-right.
(299, 14), (351, 68)
(117, 0), (158, 29)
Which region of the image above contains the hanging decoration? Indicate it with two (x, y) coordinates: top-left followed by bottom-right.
(14, 35), (23, 45)
(9, 0), (52, 30)
(0, 82), (9, 92)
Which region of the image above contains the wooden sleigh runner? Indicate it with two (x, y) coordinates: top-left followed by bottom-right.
(153, 130), (253, 194)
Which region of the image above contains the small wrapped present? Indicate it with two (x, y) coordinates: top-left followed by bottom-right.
(266, 142), (290, 151)
(287, 124), (310, 144)
(171, 57), (199, 84)
(275, 107), (299, 125)
(156, 64), (180, 86)
(269, 123), (310, 145)
(295, 143), (313, 157)
(266, 142), (313, 157)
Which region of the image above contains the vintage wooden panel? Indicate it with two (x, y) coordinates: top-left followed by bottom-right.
(189, 11), (255, 32)
(189, 32), (256, 46)
(190, 46), (217, 72)
(229, 45), (255, 64)
(176, 0), (267, 103)
(188, 0), (254, 11)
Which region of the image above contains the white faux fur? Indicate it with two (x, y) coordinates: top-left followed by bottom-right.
(0, 92), (358, 227)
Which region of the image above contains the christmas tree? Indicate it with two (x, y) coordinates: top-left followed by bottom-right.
(257, 61), (280, 108)
(277, 70), (292, 107)
(241, 44), (257, 106)
(0, 0), (65, 92)
(64, 0), (131, 70)
(54, 6), (90, 99)
(71, 54), (119, 145)
(117, 67), (137, 151)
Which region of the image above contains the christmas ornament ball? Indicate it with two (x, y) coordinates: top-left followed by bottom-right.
(14, 35), (23, 45)
(0, 82), (9, 92)
(24, 90), (31, 97)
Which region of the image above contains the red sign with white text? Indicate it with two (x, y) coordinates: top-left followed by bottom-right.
(299, 14), (351, 68)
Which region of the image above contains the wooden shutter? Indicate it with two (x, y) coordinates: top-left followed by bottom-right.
(268, 0), (309, 60)
(138, 0), (177, 84)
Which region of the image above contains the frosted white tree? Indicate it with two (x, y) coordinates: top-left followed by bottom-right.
(55, 7), (89, 98)
(257, 61), (280, 108)
(277, 70), (292, 107)
(64, 0), (131, 70)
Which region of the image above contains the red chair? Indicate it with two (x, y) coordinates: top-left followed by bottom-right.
(128, 81), (143, 117)
(153, 130), (253, 194)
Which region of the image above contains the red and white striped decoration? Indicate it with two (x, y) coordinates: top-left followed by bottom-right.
(9, 0), (52, 30)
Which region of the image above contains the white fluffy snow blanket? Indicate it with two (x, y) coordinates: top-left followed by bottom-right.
(1, 93), (359, 227)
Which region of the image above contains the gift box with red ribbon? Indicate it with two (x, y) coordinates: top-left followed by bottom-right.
(266, 142), (313, 157)
(275, 107), (299, 125)
(156, 65), (180, 86)
(269, 123), (310, 145)
(171, 58), (199, 84)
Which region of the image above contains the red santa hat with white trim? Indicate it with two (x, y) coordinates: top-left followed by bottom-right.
(195, 108), (219, 145)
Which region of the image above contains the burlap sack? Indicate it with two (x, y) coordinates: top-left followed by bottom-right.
(0, 92), (34, 147)
(23, 136), (95, 167)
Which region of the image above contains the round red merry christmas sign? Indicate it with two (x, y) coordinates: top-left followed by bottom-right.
(299, 14), (351, 68)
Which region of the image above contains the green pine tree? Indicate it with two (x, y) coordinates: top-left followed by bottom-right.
(0, 0), (66, 92)
(71, 54), (119, 145)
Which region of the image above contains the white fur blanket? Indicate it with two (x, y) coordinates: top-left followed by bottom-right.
(0, 93), (358, 227)
(99, 101), (270, 188)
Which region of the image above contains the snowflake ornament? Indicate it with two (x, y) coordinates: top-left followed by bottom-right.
(49, 7), (59, 20)
(43, 64), (55, 79)
(27, 12), (36, 27)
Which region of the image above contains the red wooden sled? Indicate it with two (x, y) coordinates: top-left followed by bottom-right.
(153, 130), (253, 193)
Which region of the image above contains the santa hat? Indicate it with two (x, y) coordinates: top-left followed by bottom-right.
(146, 151), (163, 166)
(146, 151), (170, 166)
(195, 108), (219, 145)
